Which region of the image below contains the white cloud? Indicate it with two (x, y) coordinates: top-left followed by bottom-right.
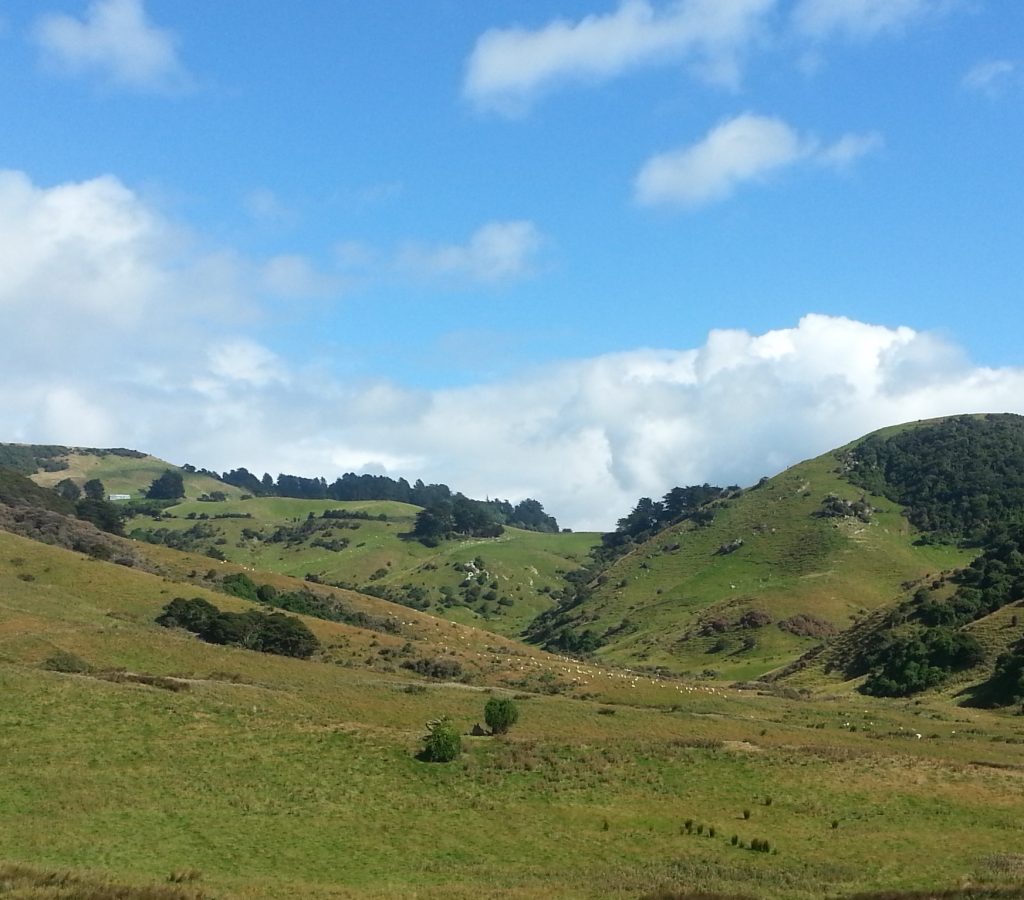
(398, 220), (544, 284)
(261, 254), (336, 298)
(962, 59), (1020, 97)
(634, 113), (880, 207)
(0, 168), (330, 390)
(792, 0), (936, 39)
(3, 177), (1021, 532)
(817, 131), (884, 168)
(0, 168), (177, 325)
(464, 0), (776, 114)
(243, 188), (297, 229)
(33, 0), (191, 93)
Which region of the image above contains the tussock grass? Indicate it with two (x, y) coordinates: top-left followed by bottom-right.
(0, 863), (206, 899)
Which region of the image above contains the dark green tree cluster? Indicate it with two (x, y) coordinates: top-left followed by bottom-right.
(410, 496), (505, 546)
(857, 626), (985, 697)
(844, 414), (1024, 543)
(597, 483), (728, 562)
(217, 467), (560, 532)
(980, 640), (1024, 706)
(846, 528), (1024, 696)
(146, 470), (186, 501)
(156, 597), (318, 659)
(218, 572), (401, 634)
(130, 521), (218, 550)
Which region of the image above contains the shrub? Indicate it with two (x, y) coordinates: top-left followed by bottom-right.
(484, 697), (520, 734)
(743, 809), (751, 820)
(421, 716), (461, 762)
(42, 650), (90, 674)
(401, 657), (463, 680)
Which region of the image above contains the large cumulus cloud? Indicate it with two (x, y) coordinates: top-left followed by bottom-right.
(3, 169), (1023, 530)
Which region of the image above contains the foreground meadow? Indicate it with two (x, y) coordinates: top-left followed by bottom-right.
(2, 532), (1023, 899)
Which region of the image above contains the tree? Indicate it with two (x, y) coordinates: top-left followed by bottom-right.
(75, 498), (125, 535)
(421, 716), (461, 762)
(484, 697), (519, 735)
(54, 478), (81, 502)
(83, 478), (105, 501)
(146, 470), (185, 500)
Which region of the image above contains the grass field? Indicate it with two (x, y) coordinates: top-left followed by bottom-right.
(2, 530), (1024, 899)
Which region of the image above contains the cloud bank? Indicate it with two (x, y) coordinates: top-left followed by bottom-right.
(3, 169), (1024, 530)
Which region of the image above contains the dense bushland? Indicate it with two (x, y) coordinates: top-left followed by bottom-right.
(156, 597), (319, 659)
(843, 414), (1024, 543)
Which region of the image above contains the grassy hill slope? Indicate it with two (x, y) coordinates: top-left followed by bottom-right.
(3, 442), (242, 501)
(540, 447), (970, 680)
(7, 443), (601, 638)
(127, 495), (599, 638)
(3, 528), (1024, 898)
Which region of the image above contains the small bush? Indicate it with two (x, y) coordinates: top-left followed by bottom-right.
(421, 716), (461, 762)
(731, 834), (739, 846)
(484, 697), (520, 734)
(743, 808), (751, 820)
(42, 650), (90, 674)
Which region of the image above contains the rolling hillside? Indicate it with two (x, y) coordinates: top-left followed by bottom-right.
(3, 434), (1024, 897)
(6, 443), (601, 637)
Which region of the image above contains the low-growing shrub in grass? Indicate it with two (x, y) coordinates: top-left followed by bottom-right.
(420, 716), (461, 762)
(41, 650), (90, 674)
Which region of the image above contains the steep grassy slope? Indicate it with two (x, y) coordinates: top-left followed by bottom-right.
(3, 529), (1024, 899)
(541, 448), (970, 680)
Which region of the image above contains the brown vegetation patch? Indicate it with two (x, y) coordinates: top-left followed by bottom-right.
(0, 863), (206, 899)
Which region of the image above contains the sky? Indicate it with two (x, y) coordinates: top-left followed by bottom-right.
(1, 0), (1023, 530)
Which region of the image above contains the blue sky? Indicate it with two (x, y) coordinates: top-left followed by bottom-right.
(2, 0), (1023, 528)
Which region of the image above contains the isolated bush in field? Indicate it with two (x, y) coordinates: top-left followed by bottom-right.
(221, 572), (259, 601)
(421, 716), (461, 762)
(42, 650), (90, 674)
(484, 697), (519, 734)
(743, 809), (751, 820)
(731, 834), (739, 846)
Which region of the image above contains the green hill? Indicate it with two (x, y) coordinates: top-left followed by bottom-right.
(7, 443), (600, 637)
(533, 415), (1024, 689)
(3, 436), (1024, 897)
(2, 442), (242, 501)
